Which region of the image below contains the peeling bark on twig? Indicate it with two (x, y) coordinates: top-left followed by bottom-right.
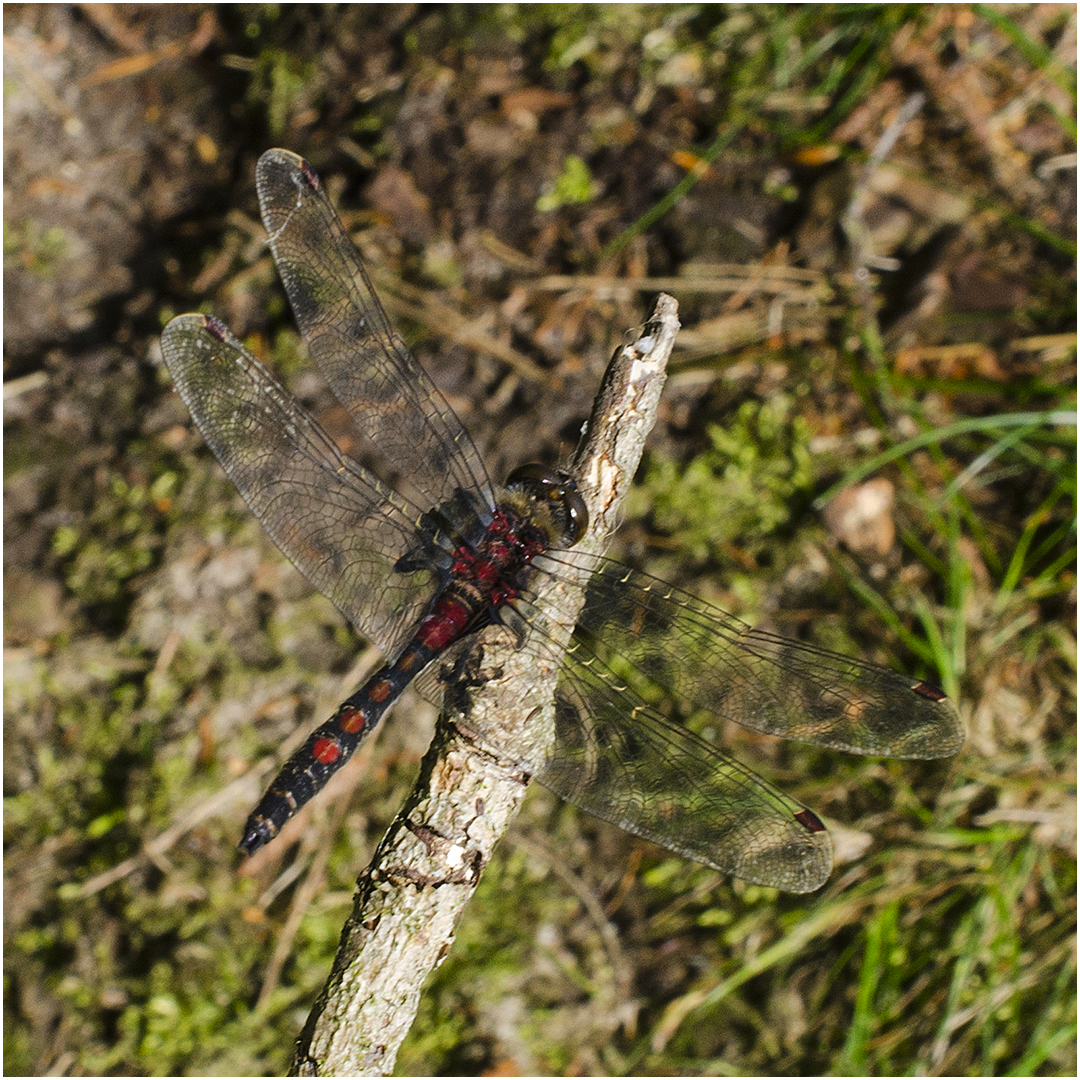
(292, 294), (680, 1077)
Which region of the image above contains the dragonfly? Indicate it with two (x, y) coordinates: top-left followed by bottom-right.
(160, 149), (963, 893)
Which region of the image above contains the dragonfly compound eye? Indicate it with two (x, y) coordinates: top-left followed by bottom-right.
(505, 464), (589, 546)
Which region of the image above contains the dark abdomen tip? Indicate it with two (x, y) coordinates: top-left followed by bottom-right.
(238, 818), (276, 856)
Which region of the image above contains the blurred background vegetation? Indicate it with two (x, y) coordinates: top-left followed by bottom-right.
(4, 4), (1075, 1075)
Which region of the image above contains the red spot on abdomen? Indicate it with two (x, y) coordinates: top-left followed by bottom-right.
(419, 597), (472, 650)
(313, 737), (342, 764)
(398, 649), (423, 673)
(338, 707), (366, 734)
(369, 680), (393, 704)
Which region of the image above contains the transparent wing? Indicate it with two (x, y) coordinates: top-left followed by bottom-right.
(529, 553), (964, 759)
(538, 631), (833, 893)
(577, 558), (964, 758)
(160, 313), (442, 660)
(255, 148), (495, 514)
(501, 549), (964, 891)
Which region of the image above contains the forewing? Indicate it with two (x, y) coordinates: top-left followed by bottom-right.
(161, 313), (438, 659)
(255, 149), (494, 514)
(534, 554), (964, 759)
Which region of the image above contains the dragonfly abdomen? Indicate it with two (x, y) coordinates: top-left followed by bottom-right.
(238, 507), (558, 856)
(238, 642), (436, 855)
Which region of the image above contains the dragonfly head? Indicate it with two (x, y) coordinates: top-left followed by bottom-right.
(504, 464), (588, 547)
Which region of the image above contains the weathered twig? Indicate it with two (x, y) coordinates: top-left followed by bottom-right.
(292, 294), (680, 1077)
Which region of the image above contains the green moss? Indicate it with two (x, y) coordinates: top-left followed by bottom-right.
(248, 47), (320, 138)
(51, 471), (179, 611)
(3, 219), (69, 279)
(536, 155), (599, 212)
(632, 394), (815, 565)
